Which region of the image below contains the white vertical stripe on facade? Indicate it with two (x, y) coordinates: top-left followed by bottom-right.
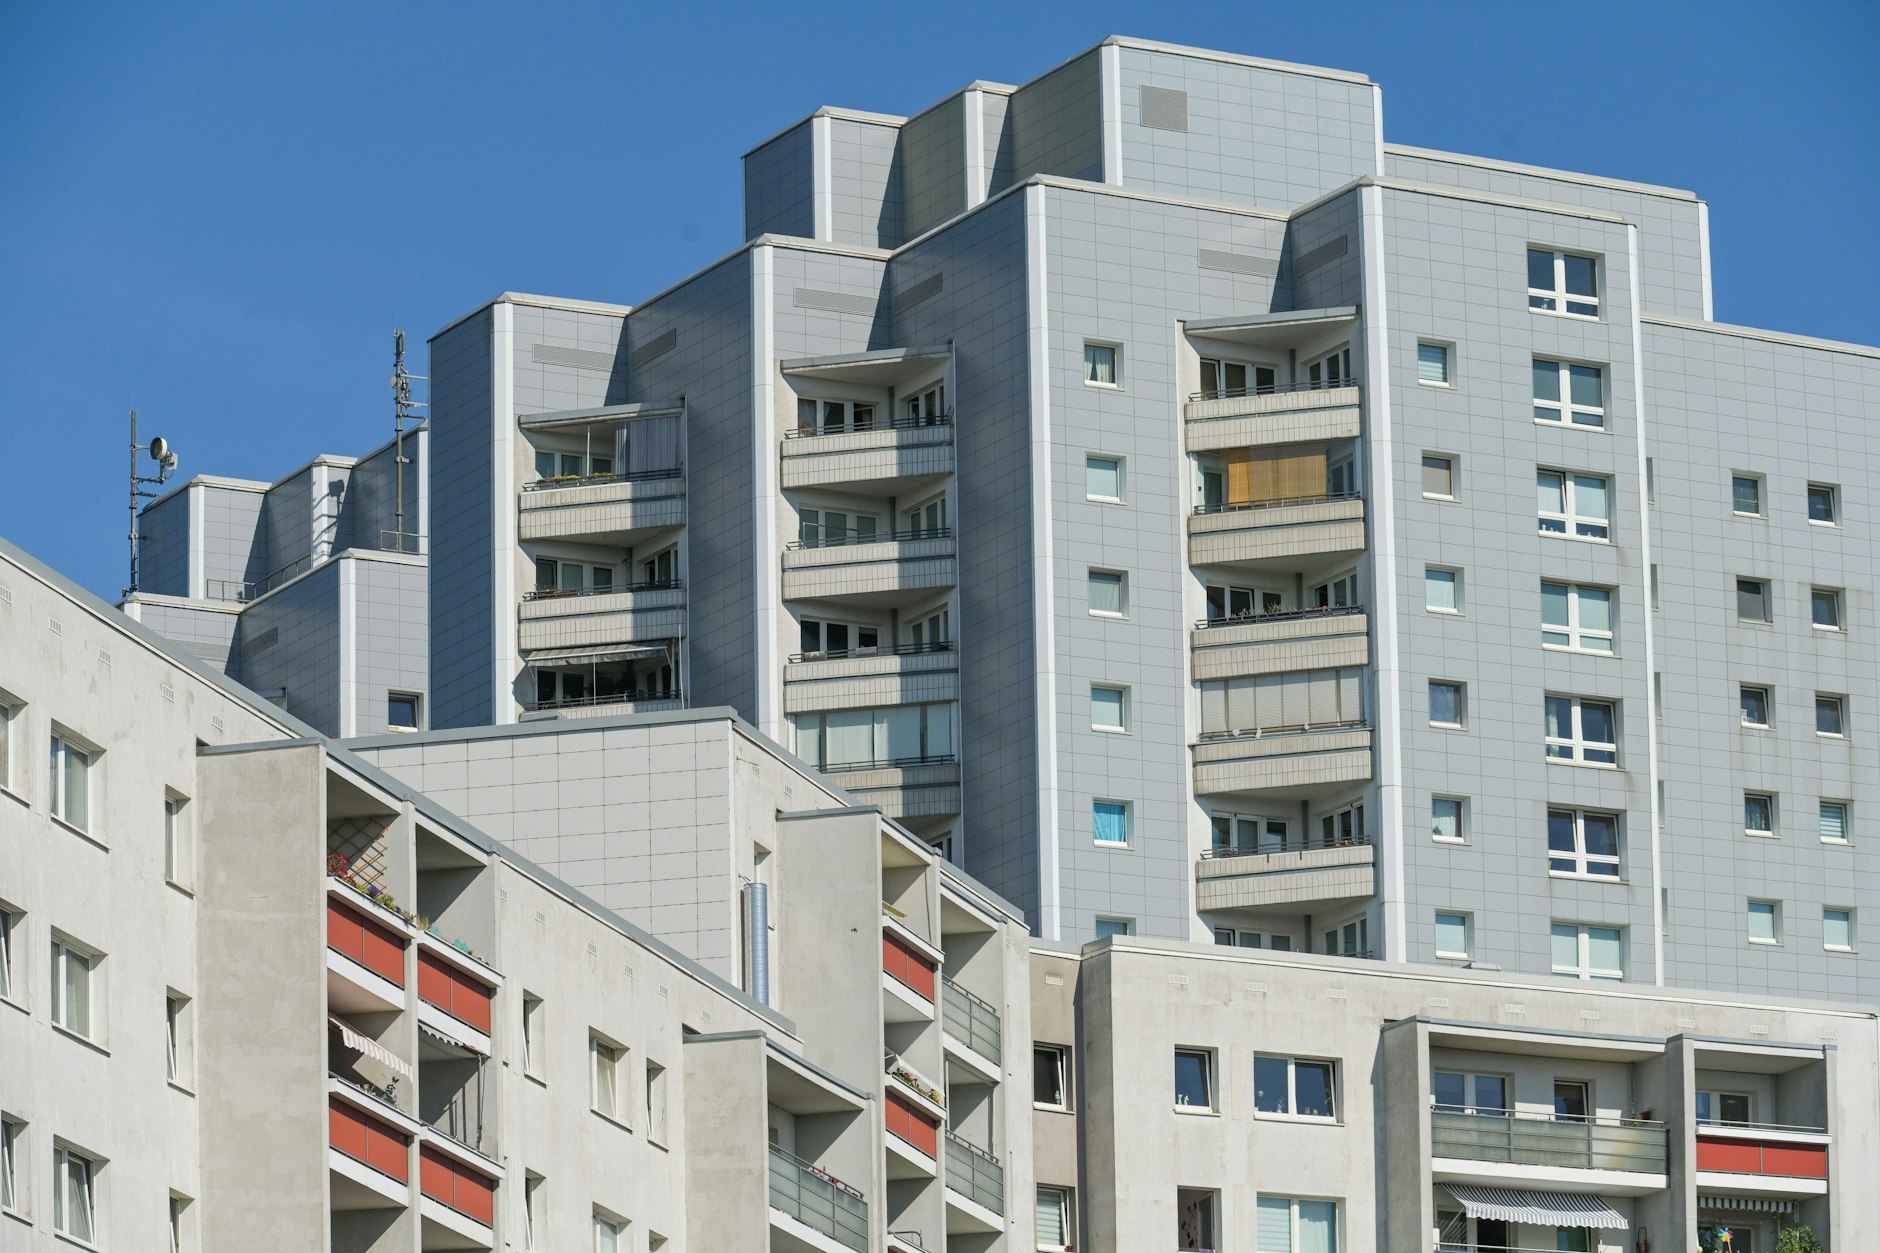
(338, 556), (357, 737)
(812, 114), (834, 242)
(1371, 84), (1386, 174)
(311, 463), (330, 565)
(1099, 44), (1123, 185)
(963, 88), (987, 207)
(416, 427), (431, 558)
(187, 480), (206, 599)
(1628, 224), (1667, 985)
(751, 246), (782, 738)
(1358, 182), (1408, 960)
(1025, 183), (1062, 941)
(491, 301), (518, 724)
(1696, 201), (1715, 321)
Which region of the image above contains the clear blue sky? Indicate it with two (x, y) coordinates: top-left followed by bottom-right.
(3, 0), (1875, 598)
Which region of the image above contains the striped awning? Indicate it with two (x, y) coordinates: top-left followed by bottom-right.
(523, 642), (668, 666)
(1698, 1195), (1795, 1214)
(328, 1015), (412, 1078)
(1445, 1185), (1628, 1229)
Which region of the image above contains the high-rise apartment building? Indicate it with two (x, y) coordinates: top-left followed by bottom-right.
(402, 37), (1880, 996)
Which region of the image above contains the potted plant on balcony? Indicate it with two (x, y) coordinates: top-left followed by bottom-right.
(1773, 1225), (1823, 1253)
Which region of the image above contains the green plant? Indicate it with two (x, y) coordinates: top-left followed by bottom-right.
(1775, 1224), (1824, 1253)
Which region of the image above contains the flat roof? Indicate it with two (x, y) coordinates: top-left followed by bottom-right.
(431, 291), (635, 344)
(1386, 142), (1698, 202)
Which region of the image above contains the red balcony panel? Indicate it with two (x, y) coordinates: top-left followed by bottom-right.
(328, 897), (408, 987)
(886, 1090), (939, 1157)
(1762, 1143), (1829, 1178)
(329, 1096), (411, 1183)
(1696, 1134), (1828, 1179)
(417, 950), (495, 1033)
(882, 931), (936, 1000)
(419, 1145), (496, 1224)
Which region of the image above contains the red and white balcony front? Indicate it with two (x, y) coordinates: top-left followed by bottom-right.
(415, 933), (501, 1055)
(1695, 1124), (1830, 1199)
(328, 1077), (420, 1210)
(327, 880), (414, 1015)
(881, 916), (942, 1024)
(418, 1130), (503, 1249)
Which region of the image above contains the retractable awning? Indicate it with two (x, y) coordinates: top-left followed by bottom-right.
(328, 1015), (412, 1078)
(1698, 1195), (1795, 1215)
(1445, 1185), (1628, 1229)
(523, 643), (669, 667)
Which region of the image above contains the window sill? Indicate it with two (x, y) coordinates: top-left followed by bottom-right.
(1530, 308), (1602, 324)
(591, 1109), (635, 1134)
(1417, 380), (1454, 389)
(0, 785), (25, 808)
(1426, 607), (1461, 616)
(1806, 520), (1840, 530)
(51, 1022), (109, 1056)
(1739, 722), (1772, 731)
(1731, 511), (1766, 521)
(1252, 1111), (1342, 1126)
(168, 1078), (197, 1097)
(54, 1230), (102, 1251)
(1033, 1102), (1073, 1114)
(1549, 871), (1627, 884)
(1825, 945), (1856, 954)
(1816, 733), (1848, 742)
(1748, 939), (1781, 947)
(1091, 726), (1131, 736)
(50, 816), (108, 851)
(1545, 758), (1620, 771)
(1087, 611), (1128, 620)
(1431, 836), (1469, 846)
(1532, 418), (1608, 433)
(1084, 381), (1121, 391)
(1811, 625), (1846, 634)
(166, 877), (196, 899)
(524, 1071), (548, 1089)
(1172, 1105), (1219, 1117)
(1428, 723), (1467, 732)
(1821, 838), (1852, 847)
(1086, 496), (1126, 506)
(1537, 532), (1614, 547)
(1422, 493), (1458, 503)
(1093, 841), (1132, 852)
(3, 1207), (30, 1228)
(1542, 644), (1618, 658)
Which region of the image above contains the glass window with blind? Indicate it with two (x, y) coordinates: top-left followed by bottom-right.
(1528, 248), (1600, 317)
(1820, 801), (1849, 843)
(1257, 1195), (1339, 1253)
(1541, 581), (1613, 652)
(792, 704), (953, 771)
(1824, 908), (1855, 951)
(1533, 358), (1605, 427)
(1083, 342), (1119, 386)
(1425, 567), (1460, 613)
(1085, 455), (1124, 502)
(1199, 668), (1365, 738)
(1093, 800), (1130, 846)
(1422, 454), (1456, 499)
(1537, 470), (1610, 540)
(1417, 342), (1451, 385)
(1037, 1186), (1074, 1250)
(1088, 569), (1126, 617)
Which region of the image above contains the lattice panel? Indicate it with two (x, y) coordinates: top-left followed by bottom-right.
(328, 816), (391, 886)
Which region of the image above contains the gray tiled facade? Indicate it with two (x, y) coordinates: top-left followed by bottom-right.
(410, 36), (1879, 1005)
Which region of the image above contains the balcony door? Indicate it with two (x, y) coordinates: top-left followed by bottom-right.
(1206, 582), (1285, 621)
(1199, 356), (1277, 399)
(1210, 813), (1290, 854)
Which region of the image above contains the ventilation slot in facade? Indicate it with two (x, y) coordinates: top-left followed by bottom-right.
(247, 626), (280, 655)
(531, 343), (618, 372)
(792, 288), (878, 318)
(1293, 234), (1351, 277)
(1139, 85), (1190, 132)
(892, 273), (944, 315)
(630, 328), (679, 369)
(1198, 248), (1280, 278)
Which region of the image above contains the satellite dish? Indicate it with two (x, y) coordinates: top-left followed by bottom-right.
(149, 436), (168, 461)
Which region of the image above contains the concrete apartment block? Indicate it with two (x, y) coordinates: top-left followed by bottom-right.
(403, 34), (1880, 1004)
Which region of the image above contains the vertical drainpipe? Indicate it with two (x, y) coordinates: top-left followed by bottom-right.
(1024, 182), (1061, 942)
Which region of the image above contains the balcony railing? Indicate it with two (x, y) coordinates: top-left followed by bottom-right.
(824, 753), (958, 773)
(787, 411), (953, 438)
(940, 978), (1002, 1063)
(1197, 719), (1368, 742)
(769, 1146), (868, 1252)
(1195, 604), (1365, 631)
(1431, 1107), (1667, 1174)
(789, 640), (954, 664)
(520, 467), (682, 492)
(1186, 379), (1356, 403)
(789, 525), (953, 551)
(522, 579), (682, 602)
(1202, 831), (1372, 860)
(943, 1131), (1005, 1215)
(522, 687), (681, 713)
(1193, 490), (1361, 517)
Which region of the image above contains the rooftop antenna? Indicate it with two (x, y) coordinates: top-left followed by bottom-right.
(389, 329), (427, 553)
(126, 408), (179, 597)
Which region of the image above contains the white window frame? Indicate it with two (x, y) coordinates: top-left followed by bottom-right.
(1823, 907), (1856, 952)
(1811, 586), (1844, 631)
(1092, 799), (1131, 848)
(1740, 685), (1772, 728)
(589, 1033), (628, 1124)
(1532, 357), (1605, 428)
(50, 935), (97, 1040)
(1085, 454), (1125, 503)
(521, 993), (545, 1080)
(1537, 469), (1611, 541)
(1815, 694), (1847, 738)
(1092, 917), (1132, 940)
(53, 1142), (98, 1242)
(645, 1061), (668, 1145)
(387, 693), (421, 732)
(1548, 808), (1622, 878)
(1424, 566), (1461, 614)
(48, 730), (94, 834)
(1428, 680), (1466, 729)
(1820, 800), (1850, 844)
(1747, 899), (1781, 945)
(1036, 1183), (1075, 1252)
(1550, 922), (1625, 981)
(0, 1115), (20, 1217)
(1087, 568), (1127, 618)
(522, 1172), (545, 1250)
(1430, 797), (1466, 843)
(1083, 341), (1121, 388)
(1253, 1054), (1338, 1120)
(1694, 1090), (1755, 1127)
(1541, 581), (1614, 653)
(1807, 482), (1839, 526)
(1732, 473), (1764, 517)
(0, 697), (17, 796)
(1544, 695), (1619, 767)
(1433, 911), (1472, 958)
(1434, 1070), (1510, 1114)
(1033, 1044), (1070, 1111)
(1421, 453), (1457, 500)
(1173, 1047), (1216, 1112)
(593, 1209), (626, 1253)
(164, 792), (191, 887)
(1256, 1195), (1342, 1253)
(1527, 248), (1600, 318)
(166, 992), (193, 1089)
(1090, 685), (1129, 734)
(1744, 793), (1776, 838)
(1416, 340), (1453, 386)
(0, 905), (17, 1005)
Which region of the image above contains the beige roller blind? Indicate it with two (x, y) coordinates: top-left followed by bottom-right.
(1249, 446), (1329, 502)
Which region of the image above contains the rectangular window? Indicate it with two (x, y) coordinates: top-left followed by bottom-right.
(1093, 800), (1131, 847)
(0, 699), (15, 794)
(1206, 581), (1285, 621)
(1422, 454), (1456, 499)
(1091, 686), (1128, 733)
(1433, 912), (1471, 958)
(1824, 907), (1855, 951)
(1033, 1045), (1070, 1109)
(1747, 900), (1780, 944)
(53, 1144), (97, 1241)
(164, 793), (190, 886)
(799, 619), (883, 659)
(0, 1116), (18, 1216)
(594, 1211), (625, 1253)
(1544, 695), (1618, 766)
(1732, 474), (1764, 516)
(1550, 922), (1625, 980)
(1528, 248), (1600, 317)
(166, 993), (191, 1085)
(0, 905), (17, 1004)
(590, 1034), (627, 1122)
(1257, 1195), (1339, 1253)
(1174, 1049), (1214, 1110)
(797, 508), (878, 547)
(48, 732), (92, 832)
(50, 937), (95, 1039)
(1812, 587), (1843, 630)
(387, 693), (420, 731)
(1093, 917), (1132, 940)
(1083, 341), (1119, 386)
(1744, 793), (1775, 837)
(521, 993), (545, 1079)
(1254, 1055), (1337, 1119)
(523, 1173), (545, 1250)
(1540, 582), (1613, 652)
(1428, 681), (1466, 729)
(1820, 801), (1849, 843)
(1736, 578), (1771, 623)
(1740, 685), (1771, 727)
(1548, 809), (1621, 877)
(1694, 1091), (1753, 1126)
(1434, 1071), (1509, 1114)
(1431, 797), (1465, 843)
(645, 1062), (668, 1144)
(1214, 928), (1293, 950)
(1537, 470), (1610, 540)
(1037, 1185), (1074, 1250)
(1321, 918), (1369, 958)
(1306, 345), (1352, 388)
(1199, 356), (1278, 399)
(1816, 694), (1846, 737)
(1087, 569), (1126, 617)
(1425, 567), (1460, 613)
(792, 703), (954, 770)
(1085, 455), (1124, 502)
(1807, 482), (1839, 525)
(1417, 341), (1452, 385)
(1533, 358), (1605, 427)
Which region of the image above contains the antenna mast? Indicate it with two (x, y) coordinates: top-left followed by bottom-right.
(125, 409), (179, 598)
(390, 330), (426, 552)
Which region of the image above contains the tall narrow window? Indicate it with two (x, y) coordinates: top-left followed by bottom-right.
(0, 906), (16, 1003)
(0, 1116), (19, 1215)
(523, 1173), (545, 1250)
(1527, 248), (1600, 317)
(49, 937), (95, 1039)
(590, 1034), (627, 1122)
(0, 699), (15, 794)
(1533, 359), (1605, 427)
(521, 993), (545, 1080)
(164, 793), (190, 886)
(645, 1062), (668, 1144)
(48, 733), (92, 832)
(53, 1144), (97, 1241)
(166, 993), (189, 1084)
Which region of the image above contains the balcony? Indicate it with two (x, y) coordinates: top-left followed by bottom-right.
(517, 469), (685, 544)
(1695, 1124), (1830, 1198)
(327, 880), (413, 1014)
(769, 1146), (869, 1253)
(1431, 1107), (1667, 1193)
(885, 1052), (948, 1120)
(1188, 494), (1365, 566)
(1196, 834), (1375, 911)
(518, 581), (685, 651)
(415, 933), (501, 1055)
(782, 529), (956, 605)
(522, 685), (684, 719)
(782, 414), (954, 490)
(885, 1090), (941, 1177)
(940, 978), (1001, 1080)
(1192, 606), (1369, 682)
(1191, 726), (1372, 797)
(418, 1132), (502, 1249)
(1184, 382), (1361, 453)
(784, 642), (959, 715)
(828, 756), (961, 821)
(882, 917), (941, 1022)
(329, 1076), (419, 1211)
(943, 1131), (1005, 1233)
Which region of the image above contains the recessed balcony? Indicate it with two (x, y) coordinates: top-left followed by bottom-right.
(329, 1077), (419, 1211)
(415, 933), (500, 1056)
(327, 881), (412, 1013)
(782, 529), (957, 606)
(829, 756), (961, 821)
(940, 977), (1002, 1082)
(1191, 726), (1372, 797)
(517, 469), (685, 544)
(518, 581), (685, 651)
(769, 1146), (869, 1253)
(783, 643), (959, 715)
(1188, 494), (1365, 566)
(1191, 606), (1369, 681)
(943, 1130), (1005, 1233)
(1695, 1124), (1830, 1198)
(882, 917), (942, 1023)
(781, 414), (954, 490)
(1196, 834), (1375, 912)
(1431, 1107), (1668, 1195)
(1184, 382), (1361, 453)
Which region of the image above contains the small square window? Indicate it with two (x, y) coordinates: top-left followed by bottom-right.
(1422, 454), (1456, 499)
(1824, 907), (1855, 952)
(1085, 455), (1124, 502)
(1093, 917), (1132, 940)
(1731, 474), (1763, 516)
(1811, 587), (1843, 630)
(1807, 483), (1839, 525)
(1083, 341), (1120, 387)
(1429, 681), (1466, 729)
(1735, 578), (1771, 623)
(1091, 685), (1128, 733)
(1816, 694), (1846, 737)
(1820, 801), (1849, 844)
(1747, 900), (1780, 944)
(1417, 341), (1452, 385)
(1431, 797), (1466, 843)
(1093, 800), (1131, 846)
(1425, 567), (1460, 613)
(1087, 569), (1127, 617)
(1434, 911), (1471, 958)
(1739, 686), (1771, 728)
(388, 693), (420, 731)
(1173, 1048), (1214, 1110)
(1744, 793), (1775, 838)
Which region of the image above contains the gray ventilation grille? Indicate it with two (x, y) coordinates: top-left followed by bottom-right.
(630, 328), (678, 368)
(531, 343), (617, 372)
(892, 273), (944, 314)
(1198, 248), (1280, 278)
(793, 288), (878, 317)
(1293, 234), (1351, 276)
(246, 626), (279, 654)
(1139, 85), (1190, 132)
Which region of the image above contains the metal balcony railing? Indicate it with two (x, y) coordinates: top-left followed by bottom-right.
(789, 640), (954, 664)
(521, 579), (683, 602)
(940, 978), (1001, 1062)
(819, 753), (957, 773)
(786, 411), (953, 438)
(1192, 490), (1362, 516)
(1201, 831), (1373, 860)
(1187, 377), (1359, 403)
(943, 1131), (1005, 1215)
(522, 688), (681, 712)
(520, 466), (682, 492)
(788, 525), (953, 551)
(1196, 719), (1369, 743)
(768, 1146), (868, 1251)
(1430, 1106), (1667, 1174)
(1194, 603), (1365, 630)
